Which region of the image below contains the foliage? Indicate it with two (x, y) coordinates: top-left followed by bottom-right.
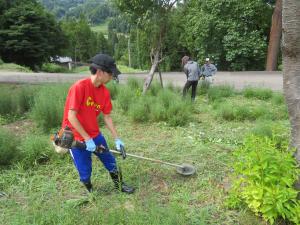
(0, 127), (19, 167)
(61, 17), (109, 62)
(31, 84), (69, 131)
(227, 134), (300, 224)
(117, 80), (193, 126)
(179, 0), (273, 71)
(0, 0), (67, 70)
(0, 63), (32, 72)
(38, 0), (116, 24)
(0, 85), (36, 117)
(18, 134), (55, 169)
(197, 80), (211, 95)
(41, 63), (70, 73)
(207, 85), (235, 102)
(0, 83), (296, 224)
(243, 87), (273, 100)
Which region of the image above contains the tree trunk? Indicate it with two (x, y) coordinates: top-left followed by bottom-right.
(128, 35), (131, 68)
(266, 0), (282, 71)
(158, 65), (163, 88)
(143, 49), (160, 94)
(282, 0), (300, 190)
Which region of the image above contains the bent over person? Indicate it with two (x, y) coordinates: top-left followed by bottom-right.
(62, 53), (134, 194)
(181, 55), (201, 101)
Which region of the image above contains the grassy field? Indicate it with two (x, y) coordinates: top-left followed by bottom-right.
(91, 20), (109, 34)
(0, 82), (296, 225)
(0, 63), (32, 72)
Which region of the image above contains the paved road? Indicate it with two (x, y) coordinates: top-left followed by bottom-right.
(0, 71), (283, 91)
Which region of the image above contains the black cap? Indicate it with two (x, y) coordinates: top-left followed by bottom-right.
(89, 54), (121, 78)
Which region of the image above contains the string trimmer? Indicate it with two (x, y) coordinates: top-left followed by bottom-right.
(74, 142), (196, 176)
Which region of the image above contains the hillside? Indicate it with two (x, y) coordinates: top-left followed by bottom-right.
(38, 0), (116, 24)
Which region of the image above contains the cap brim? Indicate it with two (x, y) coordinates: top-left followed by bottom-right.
(111, 67), (121, 78)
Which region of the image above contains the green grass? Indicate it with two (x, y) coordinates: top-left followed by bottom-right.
(91, 20), (109, 34)
(0, 63), (32, 72)
(0, 84), (292, 225)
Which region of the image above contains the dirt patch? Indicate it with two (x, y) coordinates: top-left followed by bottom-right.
(2, 119), (36, 137)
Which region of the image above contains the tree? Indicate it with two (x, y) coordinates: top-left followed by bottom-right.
(266, 0), (282, 71)
(179, 0), (273, 71)
(282, 0), (300, 189)
(61, 16), (99, 63)
(114, 0), (179, 93)
(0, 0), (67, 69)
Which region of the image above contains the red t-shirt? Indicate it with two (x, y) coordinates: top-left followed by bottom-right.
(62, 78), (112, 141)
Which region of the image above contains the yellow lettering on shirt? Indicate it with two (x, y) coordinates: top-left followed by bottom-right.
(86, 96), (101, 110)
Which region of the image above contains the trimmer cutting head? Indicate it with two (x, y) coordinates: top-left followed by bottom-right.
(176, 163), (196, 176)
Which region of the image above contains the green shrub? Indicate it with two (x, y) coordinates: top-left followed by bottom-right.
(41, 63), (70, 73)
(19, 134), (55, 168)
(207, 85), (235, 102)
(0, 128), (19, 166)
(227, 134), (300, 224)
(243, 87), (273, 100)
(31, 84), (69, 131)
(0, 58), (3, 65)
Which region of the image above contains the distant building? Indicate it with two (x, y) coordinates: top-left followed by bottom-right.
(51, 56), (73, 70)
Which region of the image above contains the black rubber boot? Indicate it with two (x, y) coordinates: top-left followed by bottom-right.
(83, 181), (93, 193)
(109, 170), (135, 194)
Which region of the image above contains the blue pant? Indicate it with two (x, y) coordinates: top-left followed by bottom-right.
(70, 133), (117, 183)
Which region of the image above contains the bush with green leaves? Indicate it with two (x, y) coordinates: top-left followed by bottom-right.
(243, 87), (273, 100)
(18, 134), (56, 169)
(0, 128), (19, 166)
(227, 134), (300, 224)
(41, 63), (70, 73)
(31, 84), (69, 131)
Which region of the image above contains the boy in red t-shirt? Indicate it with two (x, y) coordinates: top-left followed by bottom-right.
(62, 54), (134, 194)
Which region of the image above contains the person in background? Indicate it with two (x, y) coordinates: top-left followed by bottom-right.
(62, 53), (135, 194)
(181, 55), (201, 101)
(200, 58), (217, 84)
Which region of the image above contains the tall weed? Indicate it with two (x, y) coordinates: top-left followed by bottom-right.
(18, 134), (56, 169)
(0, 128), (19, 166)
(0, 85), (36, 117)
(31, 84), (69, 131)
(243, 87), (273, 100)
(207, 85), (235, 102)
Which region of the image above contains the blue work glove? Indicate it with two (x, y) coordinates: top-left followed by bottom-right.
(115, 138), (126, 159)
(85, 138), (96, 152)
